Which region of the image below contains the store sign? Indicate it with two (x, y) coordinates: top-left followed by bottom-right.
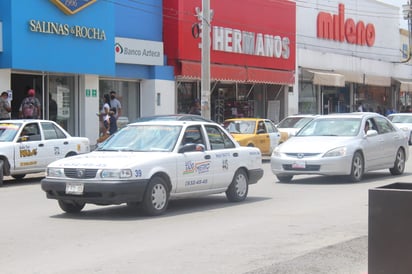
(115, 37), (164, 66)
(50, 0), (97, 15)
(317, 3), (375, 46)
(28, 19), (106, 40)
(212, 26), (290, 60)
(164, 0), (295, 71)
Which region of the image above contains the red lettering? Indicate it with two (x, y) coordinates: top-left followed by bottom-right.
(316, 3), (375, 47)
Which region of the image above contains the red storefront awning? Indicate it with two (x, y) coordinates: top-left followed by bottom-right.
(180, 61), (294, 85)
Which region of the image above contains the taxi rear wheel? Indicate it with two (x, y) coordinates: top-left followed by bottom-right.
(141, 176), (169, 216)
(226, 169), (248, 202)
(58, 200), (85, 213)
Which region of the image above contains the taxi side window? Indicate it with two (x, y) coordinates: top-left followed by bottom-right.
(205, 125), (235, 150)
(182, 126), (204, 146)
(21, 123), (41, 141)
(41, 122), (67, 140)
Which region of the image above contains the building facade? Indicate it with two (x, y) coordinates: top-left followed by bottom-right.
(163, 0), (296, 124)
(0, 0), (174, 143)
(293, 0), (412, 116)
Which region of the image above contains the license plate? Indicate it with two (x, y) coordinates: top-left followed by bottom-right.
(65, 182), (84, 195)
(292, 161), (306, 169)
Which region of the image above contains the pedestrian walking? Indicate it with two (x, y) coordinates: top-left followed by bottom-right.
(109, 90), (122, 119)
(19, 88), (41, 119)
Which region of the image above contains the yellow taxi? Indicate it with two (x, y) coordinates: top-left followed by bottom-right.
(223, 118), (280, 156)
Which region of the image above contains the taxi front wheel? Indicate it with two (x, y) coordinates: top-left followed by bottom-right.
(58, 200), (85, 213)
(226, 169), (248, 202)
(141, 176), (169, 216)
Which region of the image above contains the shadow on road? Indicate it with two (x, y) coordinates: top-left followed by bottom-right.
(1, 174), (45, 187)
(275, 171), (412, 185)
(49, 195), (271, 221)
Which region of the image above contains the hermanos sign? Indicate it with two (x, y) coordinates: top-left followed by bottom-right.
(317, 3), (375, 47)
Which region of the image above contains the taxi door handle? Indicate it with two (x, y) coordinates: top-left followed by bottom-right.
(64, 141), (68, 145)
(38, 144), (44, 147)
(204, 155), (211, 159)
(233, 152), (238, 157)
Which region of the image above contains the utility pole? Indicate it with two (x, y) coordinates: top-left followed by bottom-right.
(402, 1), (412, 61)
(200, 0), (211, 120)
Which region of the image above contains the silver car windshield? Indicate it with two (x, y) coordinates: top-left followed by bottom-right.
(277, 117), (313, 128)
(297, 118), (361, 137)
(0, 123), (21, 142)
(98, 125), (182, 152)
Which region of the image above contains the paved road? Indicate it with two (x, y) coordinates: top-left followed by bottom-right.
(2, 155), (412, 274)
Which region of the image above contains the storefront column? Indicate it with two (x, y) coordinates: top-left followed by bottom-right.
(0, 69), (11, 92)
(80, 74), (100, 145)
(141, 79), (175, 116)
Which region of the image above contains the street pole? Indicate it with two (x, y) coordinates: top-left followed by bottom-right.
(402, 1), (412, 62)
(201, 0), (211, 120)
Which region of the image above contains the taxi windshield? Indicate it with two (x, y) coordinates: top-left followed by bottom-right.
(97, 124), (182, 152)
(0, 123), (21, 142)
(224, 121), (255, 134)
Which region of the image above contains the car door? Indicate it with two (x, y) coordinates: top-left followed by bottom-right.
(264, 119), (281, 153)
(362, 118), (385, 169)
(204, 124), (238, 190)
(40, 121), (71, 165)
(373, 117), (400, 166)
(255, 120), (271, 154)
(176, 125), (213, 193)
(14, 122), (47, 171)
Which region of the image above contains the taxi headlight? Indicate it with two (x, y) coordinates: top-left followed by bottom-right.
(47, 167), (65, 178)
(101, 169), (132, 179)
(324, 147), (347, 157)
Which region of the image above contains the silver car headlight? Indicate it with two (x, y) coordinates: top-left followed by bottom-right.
(323, 147), (347, 157)
(47, 167), (65, 178)
(100, 169), (133, 179)
(272, 146), (282, 157)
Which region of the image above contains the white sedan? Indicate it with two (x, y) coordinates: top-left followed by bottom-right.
(271, 113), (409, 182)
(387, 113), (412, 145)
(0, 119), (90, 186)
(41, 121), (264, 216)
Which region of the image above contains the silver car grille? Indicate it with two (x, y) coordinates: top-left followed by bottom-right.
(285, 153), (320, 158)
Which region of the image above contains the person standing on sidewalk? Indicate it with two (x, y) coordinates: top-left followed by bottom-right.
(109, 90), (122, 120)
(0, 91), (11, 120)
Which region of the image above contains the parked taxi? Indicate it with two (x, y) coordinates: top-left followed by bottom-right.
(0, 120), (90, 186)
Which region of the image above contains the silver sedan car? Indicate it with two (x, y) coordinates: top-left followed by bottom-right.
(271, 113), (409, 182)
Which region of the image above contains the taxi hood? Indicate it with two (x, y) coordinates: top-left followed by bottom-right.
(48, 151), (173, 169)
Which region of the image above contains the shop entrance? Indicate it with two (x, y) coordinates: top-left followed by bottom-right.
(11, 73), (77, 134)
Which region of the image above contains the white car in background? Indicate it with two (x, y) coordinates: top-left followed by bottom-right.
(41, 121), (264, 216)
(0, 119), (90, 186)
(387, 113), (412, 145)
(276, 115), (318, 143)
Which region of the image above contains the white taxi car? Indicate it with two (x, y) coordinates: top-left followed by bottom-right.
(41, 121), (263, 216)
(0, 120), (90, 186)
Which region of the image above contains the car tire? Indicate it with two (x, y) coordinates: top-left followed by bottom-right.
(141, 176), (169, 216)
(276, 174), (293, 183)
(226, 169), (249, 202)
(390, 148), (406, 175)
(58, 200), (85, 213)
(349, 151), (364, 182)
(11, 174), (25, 180)
(0, 159), (4, 187)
